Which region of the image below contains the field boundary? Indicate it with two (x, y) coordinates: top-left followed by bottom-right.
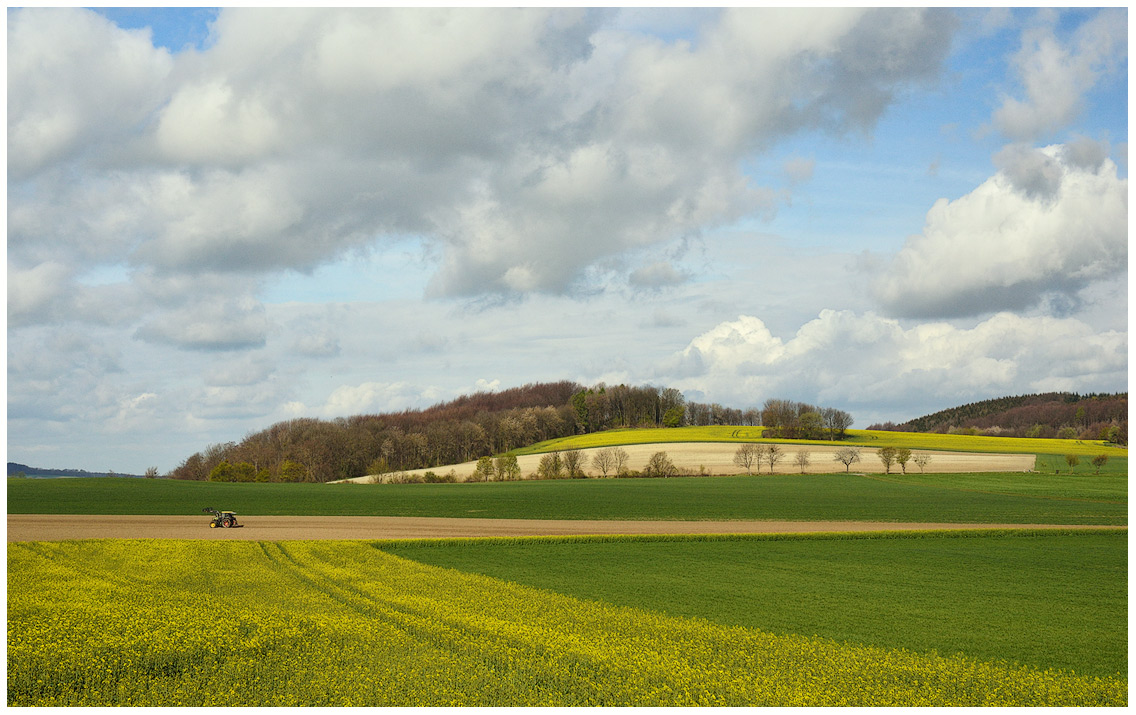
(373, 526), (1128, 550)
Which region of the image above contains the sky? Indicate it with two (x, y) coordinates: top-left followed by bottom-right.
(6, 6), (1129, 474)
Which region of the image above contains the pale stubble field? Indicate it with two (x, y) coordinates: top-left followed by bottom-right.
(343, 442), (1035, 483)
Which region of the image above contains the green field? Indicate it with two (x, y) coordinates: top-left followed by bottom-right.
(7, 427), (1129, 706)
(6, 472), (1127, 524)
(8, 538), (1126, 706)
(389, 529), (1127, 676)
(517, 425), (1127, 459)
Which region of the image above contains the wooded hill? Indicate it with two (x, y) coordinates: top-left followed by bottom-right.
(869, 392), (1127, 444)
(169, 381), (769, 483)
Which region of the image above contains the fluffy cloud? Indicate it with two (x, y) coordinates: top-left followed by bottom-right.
(7, 8), (172, 176)
(992, 9), (1126, 141)
(8, 6), (957, 321)
(874, 142), (1127, 319)
(659, 311), (1127, 420)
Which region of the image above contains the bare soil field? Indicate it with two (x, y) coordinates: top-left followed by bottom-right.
(7, 514), (1116, 543)
(341, 443), (1036, 483)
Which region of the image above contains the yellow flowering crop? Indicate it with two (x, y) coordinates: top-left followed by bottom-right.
(8, 540), (1126, 706)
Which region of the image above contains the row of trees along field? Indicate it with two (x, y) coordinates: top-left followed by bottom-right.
(170, 382), (849, 483)
(869, 392), (1127, 445)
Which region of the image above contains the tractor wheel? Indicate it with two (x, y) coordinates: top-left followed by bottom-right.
(222, 517), (233, 528)
(209, 521), (217, 528)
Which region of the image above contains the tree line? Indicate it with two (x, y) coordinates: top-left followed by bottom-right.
(170, 381), (855, 483)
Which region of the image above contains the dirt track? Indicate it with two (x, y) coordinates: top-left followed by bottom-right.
(6, 515), (1120, 542)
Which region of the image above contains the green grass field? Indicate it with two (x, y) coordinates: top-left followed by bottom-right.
(517, 426), (1127, 459)
(7, 472), (1127, 524)
(8, 538), (1126, 706)
(388, 529), (1127, 676)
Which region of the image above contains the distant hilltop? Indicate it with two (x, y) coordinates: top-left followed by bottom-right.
(869, 392), (1127, 442)
(8, 463), (142, 479)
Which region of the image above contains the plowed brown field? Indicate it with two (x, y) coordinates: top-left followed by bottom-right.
(6, 514), (1117, 542)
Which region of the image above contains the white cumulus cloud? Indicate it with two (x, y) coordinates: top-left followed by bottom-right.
(874, 142), (1127, 319)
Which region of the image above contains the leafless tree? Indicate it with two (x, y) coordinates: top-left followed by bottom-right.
(833, 447), (861, 473)
(562, 449), (586, 478)
(794, 450), (811, 473)
(913, 453), (932, 473)
(591, 446), (629, 477)
(765, 444), (784, 473)
(733, 443), (765, 474)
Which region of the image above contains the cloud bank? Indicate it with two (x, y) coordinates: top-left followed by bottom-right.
(660, 311), (1127, 419)
(8, 6), (956, 339)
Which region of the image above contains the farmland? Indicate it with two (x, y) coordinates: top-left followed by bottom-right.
(8, 538), (1126, 706)
(6, 470), (1127, 524)
(516, 425), (1126, 458)
(7, 428), (1127, 706)
(389, 529), (1127, 676)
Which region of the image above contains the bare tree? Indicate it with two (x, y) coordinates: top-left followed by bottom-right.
(913, 453), (932, 473)
(562, 449), (586, 478)
(765, 444), (784, 473)
(591, 446), (629, 477)
(733, 443), (765, 474)
(895, 447), (912, 474)
(823, 408), (854, 441)
(794, 450), (811, 473)
(877, 447), (898, 474)
(833, 447), (861, 473)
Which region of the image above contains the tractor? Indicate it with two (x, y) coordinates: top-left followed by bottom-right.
(203, 507), (239, 528)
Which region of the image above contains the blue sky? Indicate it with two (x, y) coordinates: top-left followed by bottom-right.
(7, 7), (1128, 473)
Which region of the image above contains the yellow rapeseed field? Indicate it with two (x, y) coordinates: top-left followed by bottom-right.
(8, 540), (1126, 707)
(524, 425), (1125, 458)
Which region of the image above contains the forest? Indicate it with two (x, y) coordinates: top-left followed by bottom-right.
(869, 392), (1127, 444)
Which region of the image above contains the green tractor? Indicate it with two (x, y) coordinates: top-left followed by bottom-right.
(203, 507), (239, 529)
